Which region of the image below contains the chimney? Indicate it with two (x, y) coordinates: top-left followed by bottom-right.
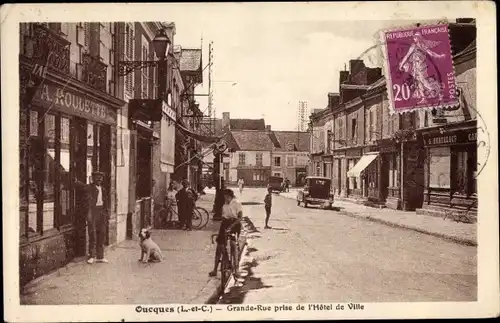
(222, 112), (230, 132)
(339, 71), (349, 89)
(328, 93), (340, 109)
(349, 59), (365, 79)
(367, 67), (382, 85)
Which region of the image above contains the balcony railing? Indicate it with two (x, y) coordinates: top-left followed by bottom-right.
(82, 53), (108, 92)
(26, 23), (71, 75)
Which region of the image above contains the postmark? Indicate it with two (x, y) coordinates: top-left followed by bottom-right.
(379, 24), (459, 114)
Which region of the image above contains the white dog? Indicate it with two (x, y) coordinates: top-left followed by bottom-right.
(138, 228), (163, 263)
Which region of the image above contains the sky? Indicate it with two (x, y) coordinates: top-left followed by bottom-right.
(147, 6), (429, 131)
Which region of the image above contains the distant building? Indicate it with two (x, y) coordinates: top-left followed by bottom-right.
(269, 127), (310, 186)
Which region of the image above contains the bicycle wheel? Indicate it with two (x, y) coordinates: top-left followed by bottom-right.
(220, 251), (231, 295)
(191, 208), (203, 229)
(195, 206), (210, 229)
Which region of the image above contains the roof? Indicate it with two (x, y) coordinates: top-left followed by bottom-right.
(231, 130), (275, 151)
(272, 131), (310, 152)
(230, 118), (266, 131)
(179, 48), (202, 72)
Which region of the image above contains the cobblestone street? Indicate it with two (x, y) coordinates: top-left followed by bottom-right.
(218, 188), (477, 303)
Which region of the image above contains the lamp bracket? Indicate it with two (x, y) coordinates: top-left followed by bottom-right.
(118, 60), (159, 77)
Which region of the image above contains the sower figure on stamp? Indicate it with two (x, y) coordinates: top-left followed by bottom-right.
(74, 171), (109, 264)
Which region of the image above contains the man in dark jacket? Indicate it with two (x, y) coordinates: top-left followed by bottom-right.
(176, 179), (197, 231)
(75, 171), (109, 264)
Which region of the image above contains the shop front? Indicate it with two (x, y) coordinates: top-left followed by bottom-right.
(418, 122), (477, 221)
(19, 59), (121, 286)
(345, 148), (363, 198)
(377, 139), (400, 209)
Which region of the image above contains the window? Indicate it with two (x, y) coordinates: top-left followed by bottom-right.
(274, 173), (281, 177)
(429, 147), (451, 188)
(287, 156), (294, 167)
(424, 111), (429, 127)
(388, 153), (399, 187)
(351, 118), (357, 141)
(453, 148), (477, 196)
(274, 156), (281, 167)
(256, 153), (263, 166)
(253, 173), (262, 181)
(369, 111), (374, 141)
(21, 111), (72, 237)
(238, 153), (246, 165)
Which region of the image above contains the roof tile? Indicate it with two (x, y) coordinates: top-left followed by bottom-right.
(231, 131), (275, 151)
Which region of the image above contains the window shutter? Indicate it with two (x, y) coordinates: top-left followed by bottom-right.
(124, 24), (135, 97)
(84, 23), (90, 49)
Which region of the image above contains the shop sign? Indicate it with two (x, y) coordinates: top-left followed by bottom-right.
(162, 101), (176, 121)
(346, 148), (362, 157)
(424, 129), (476, 147)
(34, 82), (116, 125)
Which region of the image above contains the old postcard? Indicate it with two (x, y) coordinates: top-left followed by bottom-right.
(2, 1), (498, 322)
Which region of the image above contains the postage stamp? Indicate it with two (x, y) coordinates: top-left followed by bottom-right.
(380, 24), (459, 114)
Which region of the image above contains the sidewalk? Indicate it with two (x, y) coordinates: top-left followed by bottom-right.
(21, 195), (221, 305)
(279, 189), (477, 246)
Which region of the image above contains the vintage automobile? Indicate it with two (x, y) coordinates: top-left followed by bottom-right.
(268, 176), (284, 193)
(296, 176), (334, 208)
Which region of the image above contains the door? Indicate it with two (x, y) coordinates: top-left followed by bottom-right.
(380, 154), (390, 201)
(72, 117), (88, 257)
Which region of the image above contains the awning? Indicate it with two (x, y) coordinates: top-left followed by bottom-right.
(347, 152), (378, 177)
(175, 122), (223, 143)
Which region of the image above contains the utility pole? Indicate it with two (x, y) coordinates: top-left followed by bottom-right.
(208, 41), (214, 137)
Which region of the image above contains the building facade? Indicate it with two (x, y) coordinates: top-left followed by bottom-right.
(19, 22), (124, 285)
(416, 30), (477, 220)
(270, 130), (310, 186)
(308, 20), (477, 218)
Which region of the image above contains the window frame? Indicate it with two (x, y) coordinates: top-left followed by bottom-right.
(238, 153), (246, 166)
(20, 108), (76, 239)
(274, 156), (281, 167)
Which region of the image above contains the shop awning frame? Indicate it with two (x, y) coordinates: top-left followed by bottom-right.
(347, 152), (379, 178)
(175, 122), (223, 143)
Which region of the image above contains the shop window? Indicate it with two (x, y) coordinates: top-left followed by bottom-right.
(452, 148), (477, 196)
(388, 154), (399, 187)
(429, 147), (451, 188)
(59, 117), (72, 225)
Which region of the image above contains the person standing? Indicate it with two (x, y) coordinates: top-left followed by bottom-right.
(164, 181), (178, 228)
(264, 186), (272, 229)
(176, 179), (197, 231)
(75, 171), (109, 264)
(238, 178), (244, 195)
(285, 178), (290, 192)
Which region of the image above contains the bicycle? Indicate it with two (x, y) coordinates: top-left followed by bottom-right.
(156, 203), (210, 230)
(211, 231), (240, 294)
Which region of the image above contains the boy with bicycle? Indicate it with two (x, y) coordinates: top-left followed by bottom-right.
(209, 188), (242, 277)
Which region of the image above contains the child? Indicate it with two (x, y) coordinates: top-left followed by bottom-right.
(264, 187), (272, 229)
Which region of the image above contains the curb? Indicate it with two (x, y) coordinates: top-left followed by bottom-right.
(339, 210), (477, 247)
(279, 192), (476, 247)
